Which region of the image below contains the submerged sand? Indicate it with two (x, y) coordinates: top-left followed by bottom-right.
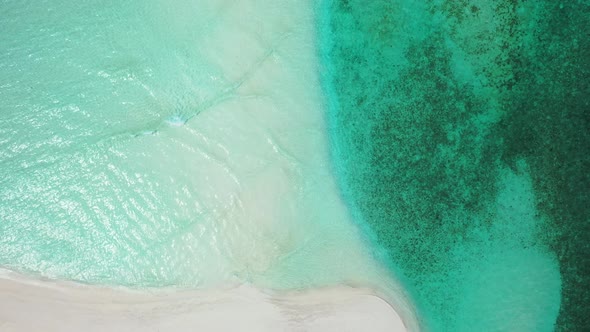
(0, 0), (420, 330)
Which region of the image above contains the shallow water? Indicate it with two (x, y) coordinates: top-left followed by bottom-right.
(0, 0), (401, 298)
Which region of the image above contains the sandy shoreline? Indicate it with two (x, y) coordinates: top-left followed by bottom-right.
(1, 1), (419, 331)
(0, 269), (410, 331)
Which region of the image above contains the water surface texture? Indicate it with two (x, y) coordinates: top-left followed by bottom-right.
(319, 0), (589, 331)
(0, 0), (404, 300)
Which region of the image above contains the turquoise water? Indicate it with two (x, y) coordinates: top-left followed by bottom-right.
(1, 1), (588, 331)
(1, 0), (401, 295)
(0, 1), (236, 286)
(318, 0), (589, 331)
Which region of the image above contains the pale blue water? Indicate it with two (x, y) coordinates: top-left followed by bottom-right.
(1, 0), (395, 293)
(0, 0), (233, 286)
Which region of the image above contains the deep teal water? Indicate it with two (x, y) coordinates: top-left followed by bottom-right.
(318, 0), (589, 331)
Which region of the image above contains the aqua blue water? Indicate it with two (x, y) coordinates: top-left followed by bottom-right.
(0, 1), (235, 286)
(1, 0), (400, 294)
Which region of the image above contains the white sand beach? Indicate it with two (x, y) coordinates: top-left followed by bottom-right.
(0, 270), (409, 332)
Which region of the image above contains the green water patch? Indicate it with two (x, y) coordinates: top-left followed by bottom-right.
(493, 3), (590, 330)
(318, 0), (588, 330)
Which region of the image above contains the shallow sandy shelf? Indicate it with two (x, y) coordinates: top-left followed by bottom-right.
(0, 270), (407, 332)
